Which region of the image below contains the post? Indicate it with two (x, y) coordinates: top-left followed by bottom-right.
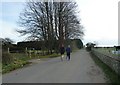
(25, 47), (28, 55)
(35, 50), (37, 58)
(29, 50), (31, 58)
(8, 47), (10, 53)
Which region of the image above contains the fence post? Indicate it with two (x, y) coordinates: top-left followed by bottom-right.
(25, 47), (28, 56)
(34, 50), (37, 58)
(29, 50), (31, 58)
(8, 47), (10, 53)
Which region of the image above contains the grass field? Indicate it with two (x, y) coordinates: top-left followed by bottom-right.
(93, 47), (120, 57)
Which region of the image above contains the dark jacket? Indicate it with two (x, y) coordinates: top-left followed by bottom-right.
(66, 47), (71, 53)
(60, 47), (65, 54)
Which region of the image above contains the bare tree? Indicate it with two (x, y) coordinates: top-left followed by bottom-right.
(17, 1), (84, 54)
(1, 38), (14, 45)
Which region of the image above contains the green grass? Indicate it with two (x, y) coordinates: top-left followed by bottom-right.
(2, 59), (30, 74)
(35, 53), (60, 58)
(2, 52), (60, 74)
(94, 48), (119, 57)
(2, 48), (77, 74)
(90, 52), (120, 84)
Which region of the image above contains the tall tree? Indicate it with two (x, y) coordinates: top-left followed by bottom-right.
(17, 1), (84, 54)
(1, 38), (14, 45)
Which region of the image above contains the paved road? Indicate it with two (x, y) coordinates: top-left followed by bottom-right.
(2, 49), (107, 83)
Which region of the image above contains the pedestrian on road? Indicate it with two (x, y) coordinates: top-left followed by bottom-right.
(60, 44), (65, 61)
(66, 45), (71, 61)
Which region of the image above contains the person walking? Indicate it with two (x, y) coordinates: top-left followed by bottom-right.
(60, 44), (65, 61)
(66, 45), (71, 61)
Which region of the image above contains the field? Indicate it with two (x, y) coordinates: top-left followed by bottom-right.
(93, 47), (120, 58)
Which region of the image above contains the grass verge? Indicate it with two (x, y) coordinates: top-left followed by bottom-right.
(90, 52), (120, 85)
(2, 49), (77, 74)
(2, 60), (30, 74)
(37, 53), (60, 58)
(2, 53), (60, 74)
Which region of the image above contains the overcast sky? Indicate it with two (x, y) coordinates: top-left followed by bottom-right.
(0, 0), (119, 46)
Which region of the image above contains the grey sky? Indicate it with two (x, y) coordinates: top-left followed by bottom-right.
(0, 0), (119, 46)
(76, 0), (119, 46)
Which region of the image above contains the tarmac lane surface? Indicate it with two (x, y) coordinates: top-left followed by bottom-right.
(2, 49), (107, 83)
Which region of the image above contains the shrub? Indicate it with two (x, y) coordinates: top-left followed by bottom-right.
(2, 52), (13, 65)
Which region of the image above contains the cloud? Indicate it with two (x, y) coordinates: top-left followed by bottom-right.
(1, 0), (26, 2)
(0, 2), (27, 43)
(0, 20), (27, 43)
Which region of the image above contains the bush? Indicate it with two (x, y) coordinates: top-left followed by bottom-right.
(86, 47), (91, 51)
(2, 52), (13, 65)
(49, 53), (60, 58)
